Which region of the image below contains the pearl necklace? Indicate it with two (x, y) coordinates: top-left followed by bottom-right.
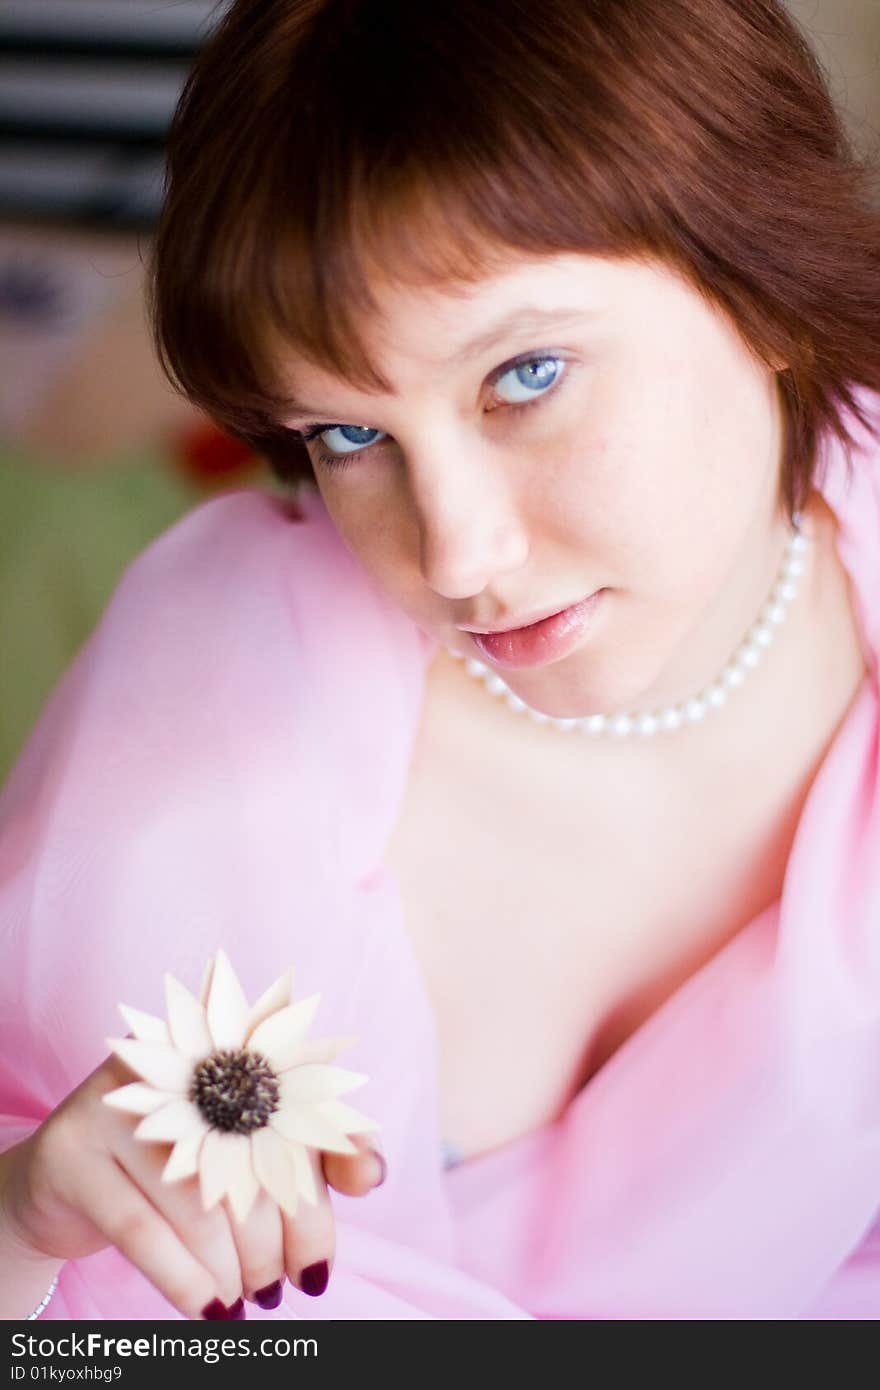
(447, 515), (811, 738)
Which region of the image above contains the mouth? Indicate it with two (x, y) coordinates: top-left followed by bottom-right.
(465, 591), (607, 671)
(456, 594), (600, 636)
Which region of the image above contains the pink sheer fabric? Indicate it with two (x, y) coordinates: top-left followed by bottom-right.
(1, 389), (879, 1320)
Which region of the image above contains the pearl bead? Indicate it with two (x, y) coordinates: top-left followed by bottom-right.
(448, 518), (809, 737)
(721, 664), (745, 689)
(684, 697), (707, 722)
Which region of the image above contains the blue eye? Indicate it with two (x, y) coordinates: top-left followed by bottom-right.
(493, 355), (565, 403)
(310, 423), (388, 456)
(302, 352), (568, 470)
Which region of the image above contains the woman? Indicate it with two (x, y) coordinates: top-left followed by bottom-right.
(1, 0), (879, 1320)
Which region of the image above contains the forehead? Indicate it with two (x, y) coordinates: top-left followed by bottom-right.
(351, 250), (666, 348)
(276, 251), (699, 416)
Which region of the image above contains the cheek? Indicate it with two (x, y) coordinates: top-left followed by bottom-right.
(561, 430), (733, 611)
(540, 411), (688, 573)
(310, 485), (383, 574)
(333, 495), (420, 601)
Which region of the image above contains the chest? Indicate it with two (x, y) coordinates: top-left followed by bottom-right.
(381, 499), (869, 1166)
(382, 722), (810, 1165)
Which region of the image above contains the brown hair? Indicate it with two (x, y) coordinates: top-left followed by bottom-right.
(150, 0), (880, 519)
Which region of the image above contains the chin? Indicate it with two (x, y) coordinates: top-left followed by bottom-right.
(537, 671), (678, 728)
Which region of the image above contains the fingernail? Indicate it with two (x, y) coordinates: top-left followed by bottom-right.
(254, 1279), (284, 1309)
(300, 1260), (329, 1297)
(201, 1296), (247, 1320)
(369, 1149), (387, 1188)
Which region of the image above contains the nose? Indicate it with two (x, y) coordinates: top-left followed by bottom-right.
(406, 432), (530, 600)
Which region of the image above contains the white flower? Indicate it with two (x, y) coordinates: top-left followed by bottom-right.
(103, 948), (377, 1223)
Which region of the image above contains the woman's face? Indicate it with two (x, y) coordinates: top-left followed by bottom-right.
(281, 251), (791, 719)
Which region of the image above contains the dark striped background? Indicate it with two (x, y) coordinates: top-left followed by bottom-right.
(0, 1), (230, 230)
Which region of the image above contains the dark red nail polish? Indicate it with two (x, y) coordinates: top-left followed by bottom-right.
(300, 1260), (329, 1296)
(254, 1279), (284, 1309)
(201, 1296), (246, 1320)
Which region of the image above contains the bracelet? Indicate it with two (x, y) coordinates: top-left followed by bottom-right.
(26, 1273), (59, 1320)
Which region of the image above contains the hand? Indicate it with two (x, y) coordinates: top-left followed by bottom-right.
(0, 1053), (385, 1319)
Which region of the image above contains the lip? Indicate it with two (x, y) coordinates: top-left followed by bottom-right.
(457, 596), (596, 635)
(469, 590), (606, 670)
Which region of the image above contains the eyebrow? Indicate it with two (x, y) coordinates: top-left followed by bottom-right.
(282, 305), (595, 424)
(446, 304), (595, 364)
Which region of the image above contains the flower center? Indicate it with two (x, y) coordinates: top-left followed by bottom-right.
(190, 1047), (281, 1134)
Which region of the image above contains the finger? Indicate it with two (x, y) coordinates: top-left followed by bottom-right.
(94, 1156), (239, 1320)
(322, 1131), (386, 1197)
(279, 1146), (336, 1296)
(223, 1185), (286, 1307)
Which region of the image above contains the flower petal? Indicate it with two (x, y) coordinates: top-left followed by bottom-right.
(269, 1033), (354, 1073)
(244, 968), (294, 1044)
(269, 1106), (358, 1154)
(251, 1127), (301, 1218)
(164, 973), (213, 1061)
(198, 1127), (238, 1212)
(225, 1143), (261, 1224)
(106, 1038), (193, 1094)
(248, 994), (321, 1071)
(282, 1034), (358, 1069)
(162, 1131), (205, 1184)
(118, 1004), (169, 1045)
(209, 1132), (254, 1217)
(281, 1065), (369, 1104)
(205, 948), (250, 1051)
(315, 1098), (381, 1137)
(102, 1083), (175, 1116)
(199, 956), (215, 1008)
(134, 1098), (208, 1143)
(291, 1142), (319, 1208)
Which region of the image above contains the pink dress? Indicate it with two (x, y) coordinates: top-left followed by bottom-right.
(2, 388), (879, 1321)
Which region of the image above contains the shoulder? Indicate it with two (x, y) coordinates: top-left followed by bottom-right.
(118, 484), (344, 608)
(2, 484), (428, 816)
(1, 482), (429, 895)
(104, 484), (429, 687)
